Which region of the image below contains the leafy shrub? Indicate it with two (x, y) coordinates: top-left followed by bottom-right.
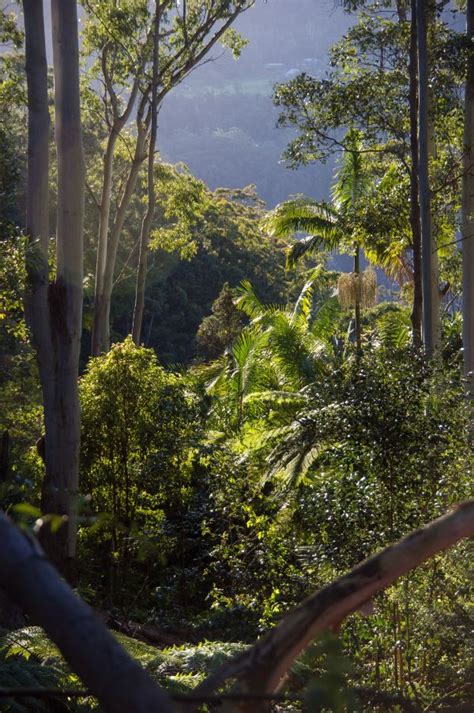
(79, 338), (200, 605)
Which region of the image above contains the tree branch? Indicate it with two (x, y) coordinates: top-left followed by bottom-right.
(197, 502), (474, 710)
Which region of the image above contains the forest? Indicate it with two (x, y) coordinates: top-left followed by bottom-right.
(0, 0), (473, 711)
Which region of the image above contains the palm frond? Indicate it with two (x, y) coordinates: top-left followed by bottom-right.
(377, 308), (411, 350)
(287, 233), (340, 269)
(292, 265), (330, 326)
(234, 280), (267, 319)
(332, 129), (371, 210)
(311, 296), (342, 342)
(264, 197), (339, 239)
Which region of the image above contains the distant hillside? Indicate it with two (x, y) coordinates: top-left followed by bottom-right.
(157, 0), (352, 207)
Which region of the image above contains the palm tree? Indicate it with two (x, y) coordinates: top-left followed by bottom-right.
(264, 130), (376, 353)
(204, 272), (340, 431)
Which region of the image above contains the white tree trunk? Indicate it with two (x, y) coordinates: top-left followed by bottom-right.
(91, 125), (148, 355)
(23, 0), (85, 579)
(463, 0), (474, 403)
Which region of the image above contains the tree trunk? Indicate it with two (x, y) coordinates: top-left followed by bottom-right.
(354, 246), (362, 354)
(426, 1), (441, 353)
(23, 0), (85, 580)
(416, 0), (438, 358)
(92, 129), (119, 357)
(91, 74), (141, 357)
(462, 0), (474, 404)
(23, 0), (51, 372)
(91, 125), (148, 355)
(132, 5), (160, 345)
(409, 0), (422, 348)
(396, 0), (408, 23)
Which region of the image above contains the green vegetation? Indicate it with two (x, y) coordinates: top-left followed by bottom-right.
(0, 1), (473, 711)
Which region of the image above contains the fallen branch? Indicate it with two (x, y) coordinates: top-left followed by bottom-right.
(0, 512), (173, 713)
(96, 609), (192, 647)
(198, 502), (474, 712)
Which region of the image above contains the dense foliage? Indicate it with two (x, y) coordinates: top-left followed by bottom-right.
(0, 1), (473, 712)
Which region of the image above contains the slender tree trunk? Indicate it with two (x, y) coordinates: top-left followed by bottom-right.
(92, 129), (120, 356)
(132, 5), (160, 345)
(396, 0), (408, 23)
(354, 246), (362, 354)
(462, 0), (474, 403)
(91, 126), (148, 355)
(23, 0), (51, 363)
(416, 0), (437, 358)
(409, 0), (422, 347)
(426, 2), (441, 352)
(91, 74), (141, 357)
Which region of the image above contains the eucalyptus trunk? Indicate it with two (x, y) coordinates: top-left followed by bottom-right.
(91, 81), (141, 357)
(132, 6), (160, 345)
(23, 0), (85, 580)
(462, 0), (474, 402)
(426, 1), (441, 352)
(409, 0), (422, 347)
(91, 124), (148, 355)
(416, 0), (438, 358)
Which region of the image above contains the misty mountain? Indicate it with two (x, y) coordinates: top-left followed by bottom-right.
(157, 0), (352, 207)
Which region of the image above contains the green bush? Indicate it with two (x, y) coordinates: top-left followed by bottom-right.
(79, 337), (200, 605)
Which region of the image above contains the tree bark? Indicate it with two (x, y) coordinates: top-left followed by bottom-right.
(426, 1), (441, 353)
(23, 0), (52, 373)
(23, 0), (85, 579)
(198, 502), (474, 713)
(0, 512), (173, 713)
(462, 0), (474, 404)
(92, 130), (119, 357)
(91, 123), (148, 355)
(132, 4), (160, 345)
(416, 0), (438, 358)
(409, 0), (422, 347)
(91, 71), (142, 357)
(354, 246), (362, 354)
